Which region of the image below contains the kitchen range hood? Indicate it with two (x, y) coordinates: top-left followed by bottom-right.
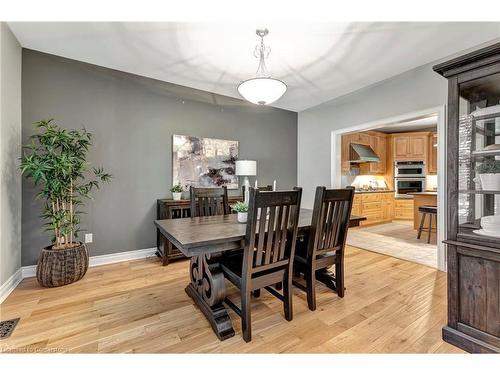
(349, 143), (380, 163)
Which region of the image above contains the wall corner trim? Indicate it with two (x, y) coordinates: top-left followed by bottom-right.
(1, 247), (158, 304)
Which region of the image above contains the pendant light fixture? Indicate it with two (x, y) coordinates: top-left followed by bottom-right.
(237, 28), (287, 106)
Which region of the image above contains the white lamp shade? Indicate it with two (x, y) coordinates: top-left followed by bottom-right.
(235, 160), (257, 176)
(237, 77), (287, 105)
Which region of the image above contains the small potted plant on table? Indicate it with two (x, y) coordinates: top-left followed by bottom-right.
(231, 201), (248, 223)
(171, 182), (184, 200)
(476, 159), (500, 190)
(20, 119), (111, 288)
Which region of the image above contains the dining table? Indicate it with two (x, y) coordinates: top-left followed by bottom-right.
(154, 208), (366, 341)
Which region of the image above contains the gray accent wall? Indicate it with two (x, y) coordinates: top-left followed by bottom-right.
(1, 23), (22, 286)
(22, 49), (297, 266)
(298, 62), (448, 209)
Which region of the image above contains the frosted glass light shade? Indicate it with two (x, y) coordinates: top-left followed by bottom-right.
(235, 160), (257, 176)
(237, 77), (287, 105)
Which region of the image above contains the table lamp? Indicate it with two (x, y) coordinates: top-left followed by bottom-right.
(235, 160), (256, 204)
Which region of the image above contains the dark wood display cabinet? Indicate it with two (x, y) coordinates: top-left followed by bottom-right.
(434, 43), (500, 353)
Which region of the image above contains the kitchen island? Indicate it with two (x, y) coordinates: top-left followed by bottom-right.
(410, 191), (437, 230)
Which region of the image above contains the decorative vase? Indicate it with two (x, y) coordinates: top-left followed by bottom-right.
(36, 242), (89, 288)
(479, 173), (500, 191)
(172, 192), (182, 200)
(237, 212), (248, 223)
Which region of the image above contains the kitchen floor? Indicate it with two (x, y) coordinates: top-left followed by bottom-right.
(346, 220), (437, 268)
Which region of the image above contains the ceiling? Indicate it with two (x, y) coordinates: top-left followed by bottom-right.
(8, 22), (500, 112)
(376, 116), (438, 133)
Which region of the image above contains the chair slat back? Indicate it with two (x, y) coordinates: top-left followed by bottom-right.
(242, 184), (273, 202)
(190, 186), (230, 217)
(308, 187), (354, 257)
(243, 188), (302, 275)
(257, 185), (273, 192)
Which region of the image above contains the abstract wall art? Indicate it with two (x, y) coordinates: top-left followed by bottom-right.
(172, 134), (239, 189)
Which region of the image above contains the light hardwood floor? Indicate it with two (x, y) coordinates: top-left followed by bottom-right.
(0, 246), (463, 353)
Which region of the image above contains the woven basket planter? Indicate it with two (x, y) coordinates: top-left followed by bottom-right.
(36, 242), (89, 287)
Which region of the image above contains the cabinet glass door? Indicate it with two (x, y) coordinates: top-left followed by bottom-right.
(458, 72), (500, 243)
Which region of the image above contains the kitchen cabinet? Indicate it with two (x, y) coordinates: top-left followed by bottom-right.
(355, 192), (394, 226)
(341, 135), (351, 174)
(392, 132), (430, 160)
(394, 135), (410, 159)
(382, 193), (394, 220)
(341, 133), (360, 173)
(409, 135), (427, 158)
(343, 131), (432, 175)
(377, 136), (387, 173)
(428, 132), (438, 174)
(394, 198), (414, 220)
(351, 198), (361, 216)
(358, 133), (371, 145)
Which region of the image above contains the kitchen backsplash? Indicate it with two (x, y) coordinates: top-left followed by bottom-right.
(426, 174), (438, 190)
(349, 175), (388, 190)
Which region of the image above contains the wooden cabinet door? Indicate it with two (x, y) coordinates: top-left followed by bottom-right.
(428, 133), (438, 174)
(377, 136), (387, 173)
(341, 134), (351, 174)
(394, 136), (410, 159)
(352, 195), (362, 216)
(394, 198), (414, 220)
(409, 135), (427, 159)
(351, 202), (361, 216)
(383, 200), (394, 220)
(382, 194), (394, 220)
(457, 250), (500, 338)
(368, 136), (379, 173)
(358, 133), (371, 145)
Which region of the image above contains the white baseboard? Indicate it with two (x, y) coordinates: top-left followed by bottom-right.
(89, 247), (157, 267)
(0, 268), (23, 304)
(1, 247), (158, 303)
(21, 265), (36, 278)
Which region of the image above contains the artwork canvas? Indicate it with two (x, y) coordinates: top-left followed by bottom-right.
(172, 135), (239, 189)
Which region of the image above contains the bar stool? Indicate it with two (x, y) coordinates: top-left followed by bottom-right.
(417, 205), (437, 244)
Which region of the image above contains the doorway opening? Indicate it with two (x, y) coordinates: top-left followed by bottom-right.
(331, 106), (446, 271)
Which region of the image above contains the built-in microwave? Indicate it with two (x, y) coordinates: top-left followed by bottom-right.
(394, 161), (426, 178)
(395, 177), (426, 198)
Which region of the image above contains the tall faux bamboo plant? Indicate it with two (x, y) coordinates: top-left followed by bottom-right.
(20, 119), (111, 249)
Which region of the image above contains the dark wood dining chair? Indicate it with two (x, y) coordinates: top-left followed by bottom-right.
(190, 186), (230, 217)
(293, 186), (354, 311)
(241, 184), (273, 202)
(221, 187), (302, 342)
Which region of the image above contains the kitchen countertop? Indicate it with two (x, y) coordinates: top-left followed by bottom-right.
(410, 191), (438, 196)
(354, 190), (394, 194)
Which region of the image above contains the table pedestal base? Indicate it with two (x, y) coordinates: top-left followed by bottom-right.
(185, 284), (235, 340)
(185, 254), (235, 340)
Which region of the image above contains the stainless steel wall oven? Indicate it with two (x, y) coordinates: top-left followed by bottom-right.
(394, 161), (426, 178)
(395, 177), (426, 198)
